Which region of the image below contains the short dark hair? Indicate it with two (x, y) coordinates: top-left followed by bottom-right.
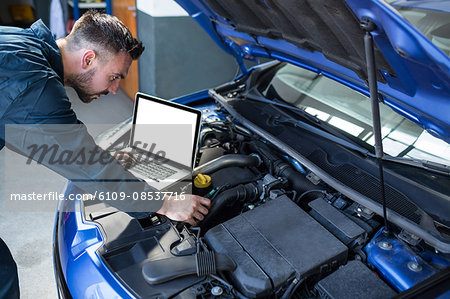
(66, 10), (144, 60)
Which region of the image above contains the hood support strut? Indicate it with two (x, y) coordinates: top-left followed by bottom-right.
(361, 18), (390, 236)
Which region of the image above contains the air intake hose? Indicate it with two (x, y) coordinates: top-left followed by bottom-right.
(201, 182), (260, 229)
(142, 252), (236, 285)
(248, 141), (326, 193)
(273, 160), (322, 193)
(193, 154), (261, 176)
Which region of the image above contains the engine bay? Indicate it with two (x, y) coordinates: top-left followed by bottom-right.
(81, 96), (449, 298)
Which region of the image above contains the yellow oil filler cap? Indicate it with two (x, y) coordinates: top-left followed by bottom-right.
(194, 174), (212, 188)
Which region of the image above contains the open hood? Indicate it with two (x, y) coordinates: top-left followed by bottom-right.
(175, 0), (450, 143)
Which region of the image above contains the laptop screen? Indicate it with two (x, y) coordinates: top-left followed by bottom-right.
(131, 93), (202, 168)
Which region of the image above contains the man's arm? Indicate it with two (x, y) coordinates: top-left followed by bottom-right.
(5, 77), (160, 212)
(5, 77), (210, 220)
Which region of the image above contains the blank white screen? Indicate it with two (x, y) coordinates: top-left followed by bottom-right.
(133, 97), (199, 167)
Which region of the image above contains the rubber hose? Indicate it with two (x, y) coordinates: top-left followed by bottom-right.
(193, 154), (261, 176)
(201, 183), (260, 229)
(248, 141), (326, 193)
(273, 160), (324, 193)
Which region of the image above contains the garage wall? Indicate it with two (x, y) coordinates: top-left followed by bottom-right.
(34, 0), (51, 27)
(1, 0), (34, 25)
(0, 0), (50, 26)
(136, 0), (240, 99)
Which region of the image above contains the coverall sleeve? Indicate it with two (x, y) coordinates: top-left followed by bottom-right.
(4, 77), (163, 213)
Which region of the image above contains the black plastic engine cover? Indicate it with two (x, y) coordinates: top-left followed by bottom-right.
(315, 260), (396, 298)
(205, 195), (348, 298)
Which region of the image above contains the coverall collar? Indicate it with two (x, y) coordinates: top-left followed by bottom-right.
(30, 19), (64, 82)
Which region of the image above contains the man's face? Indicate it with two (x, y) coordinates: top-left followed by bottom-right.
(67, 51), (132, 103)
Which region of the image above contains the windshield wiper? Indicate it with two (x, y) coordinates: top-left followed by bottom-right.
(244, 89), (359, 141)
(275, 115), (450, 175)
(382, 156), (450, 175)
(274, 115), (373, 156)
(242, 91), (373, 157)
(241, 92), (450, 175)
(244, 91), (321, 124)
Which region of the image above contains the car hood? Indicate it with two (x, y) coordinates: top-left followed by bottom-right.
(175, 0), (450, 143)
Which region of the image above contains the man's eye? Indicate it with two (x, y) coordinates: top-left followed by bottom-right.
(111, 76), (120, 81)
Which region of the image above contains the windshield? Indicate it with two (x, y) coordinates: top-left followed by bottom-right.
(395, 6), (450, 56)
(262, 64), (450, 167)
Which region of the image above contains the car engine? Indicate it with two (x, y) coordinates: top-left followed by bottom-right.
(82, 102), (449, 299)
(150, 108), (394, 298)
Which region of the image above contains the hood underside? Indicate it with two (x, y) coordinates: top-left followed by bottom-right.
(204, 0), (395, 83)
(175, 0), (450, 142)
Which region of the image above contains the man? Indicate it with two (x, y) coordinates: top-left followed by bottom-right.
(0, 11), (210, 298)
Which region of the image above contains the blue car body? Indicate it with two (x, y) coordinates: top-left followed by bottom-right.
(54, 1), (450, 298)
(53, 91), (212, 299)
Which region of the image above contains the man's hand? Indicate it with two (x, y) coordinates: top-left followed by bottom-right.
(157, 194), (211, 226)
(114, 150), (136, 169)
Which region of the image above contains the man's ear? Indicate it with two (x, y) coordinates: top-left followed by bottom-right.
(81, 50), (96, 69)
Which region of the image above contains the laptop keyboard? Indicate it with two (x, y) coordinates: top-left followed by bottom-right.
(132, 161), (177, 181)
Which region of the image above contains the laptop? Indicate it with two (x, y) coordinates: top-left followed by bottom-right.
(126, 92), (202, 190)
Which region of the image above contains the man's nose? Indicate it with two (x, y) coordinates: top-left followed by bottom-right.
(108, 80), (121, 94)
